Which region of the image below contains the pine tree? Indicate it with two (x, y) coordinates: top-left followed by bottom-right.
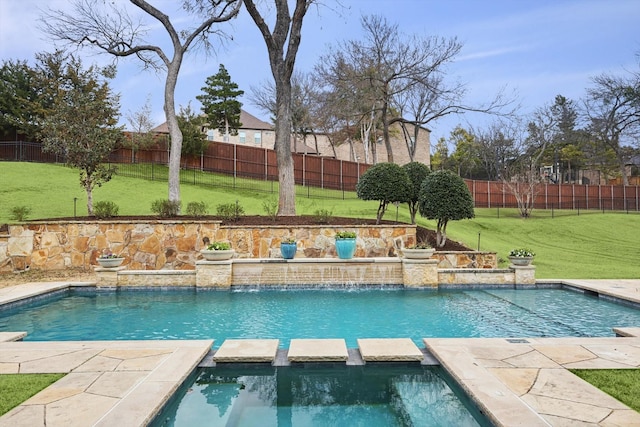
(196, 64), (244, 141)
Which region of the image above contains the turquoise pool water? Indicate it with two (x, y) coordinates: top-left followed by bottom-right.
(151, 365), (490, 427)
(1, 287), (639, 346)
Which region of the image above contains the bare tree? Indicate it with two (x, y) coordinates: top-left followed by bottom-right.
(506, 114), (550, 217)
(470, 120), (519, 181)
(40, 0), (242, 208)
(470, 118), (545, 217)
(244, 0), (312, 216)
(249, 71), (318, 154)
(314, 52), (381, 163)
(320, 15), (514, 164)
(125, 95), (156, 163)
(584, 72), (640, 185)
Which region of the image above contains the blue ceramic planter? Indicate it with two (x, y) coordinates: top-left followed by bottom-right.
(335, 238), (356, 259)
(280, 243), (297, 259)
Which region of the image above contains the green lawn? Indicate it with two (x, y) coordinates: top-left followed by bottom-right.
(1, 161), (639, 279)
(570, 369), (640, 412)
(0, 373), (64, 415)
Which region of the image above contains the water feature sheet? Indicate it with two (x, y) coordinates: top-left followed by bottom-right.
(1, 287), (639, 347)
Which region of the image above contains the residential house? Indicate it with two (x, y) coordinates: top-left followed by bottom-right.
(152, 109), (431, 166)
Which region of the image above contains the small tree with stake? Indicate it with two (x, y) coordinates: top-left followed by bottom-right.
(356, 162), (411, 224)
(35, 51), (122, 216)
(418, 170), (475, 248)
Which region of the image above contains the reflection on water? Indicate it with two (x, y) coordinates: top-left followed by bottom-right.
(153, 365), (488, 427)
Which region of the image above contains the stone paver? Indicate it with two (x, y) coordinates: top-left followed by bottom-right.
(0, 340), (213, 427)
(357, 338), (423, 362)
(288, 339), (348, 362)
(551, 279), (640, 304)
(0, 332), (26, 342)
(425, 336), (640, 427)
(213, 339), (279, 362)
(613, 327), (640, 337)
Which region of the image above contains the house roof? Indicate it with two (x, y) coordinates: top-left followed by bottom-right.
(151, 109), (272, 134)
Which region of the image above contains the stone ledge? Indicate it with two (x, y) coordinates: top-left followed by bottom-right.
(0, 332), (27, 342)
(213, 339), (279, 363)
(288, 339), (349, 362)
(232, 257), (402, 264)
(613, 327), (640, 337)
(357, 338), (424, 362)
(118, 270), (196, 276)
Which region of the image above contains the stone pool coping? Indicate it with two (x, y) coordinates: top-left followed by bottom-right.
(0, 279), (639, 426)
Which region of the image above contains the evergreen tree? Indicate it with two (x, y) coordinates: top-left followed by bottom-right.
(177, 103), (208, 158)
(196, 64), (244, 141)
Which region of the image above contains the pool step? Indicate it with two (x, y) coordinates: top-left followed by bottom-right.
(198, 339), (440, 367)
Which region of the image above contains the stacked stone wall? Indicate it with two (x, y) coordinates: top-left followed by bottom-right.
(1, 221), (424, 272)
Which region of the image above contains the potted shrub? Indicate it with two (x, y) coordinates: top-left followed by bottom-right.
(200, 241), (234, 261)
(335, 231), (357, 259)
(402, 241), (435, 259)
(96, 249), (124, 268)
(508, 248), (535, 266)
(280, 237), (297, 260)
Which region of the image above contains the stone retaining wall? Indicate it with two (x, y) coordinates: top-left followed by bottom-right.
(94, 259), (535, 288)
(0, 220), (497, 273)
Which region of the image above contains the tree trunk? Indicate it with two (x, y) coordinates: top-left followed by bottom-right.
(244, 0), (309, 217)
(381, 99), (394, 163)
(275, 81), (296, 215)
(165, 60), (182, 208)
(436, 218), (448, 247)
(409, 203), (417, 224)
(85, 179), (94, 216)
(618, 154), (629, 186)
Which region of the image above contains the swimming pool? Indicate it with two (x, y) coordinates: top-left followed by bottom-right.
(151, 364), (491, 427)
(1, 286), (639, 346)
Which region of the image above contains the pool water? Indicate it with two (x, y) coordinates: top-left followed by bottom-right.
(151, 365), (490, 427)
(1, 287), (639, 346)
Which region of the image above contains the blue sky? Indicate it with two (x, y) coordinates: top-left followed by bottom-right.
(1, 0), (639, 145)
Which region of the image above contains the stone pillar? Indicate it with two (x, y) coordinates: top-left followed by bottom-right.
(95, 266), (126, 287)
(402, 259), (439, 288)
(511, 265), (536, 285)
(196, 260), (233, 288)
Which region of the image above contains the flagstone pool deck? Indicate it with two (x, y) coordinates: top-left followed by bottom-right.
(0, 279), (639, 426)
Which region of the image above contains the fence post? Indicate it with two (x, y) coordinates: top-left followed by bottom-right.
(611, 184), (614, 211)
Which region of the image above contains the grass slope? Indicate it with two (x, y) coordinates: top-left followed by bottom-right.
(0, 373), (64, 415)
(570, 369), (640, 412)
(1, 161), (639, 279)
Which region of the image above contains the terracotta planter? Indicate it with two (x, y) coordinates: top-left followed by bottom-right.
(401, 248), (435, 259)
(97, 257), (124, 268)
(509, 256), (533, 266)
(200, 249), (235, 261)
